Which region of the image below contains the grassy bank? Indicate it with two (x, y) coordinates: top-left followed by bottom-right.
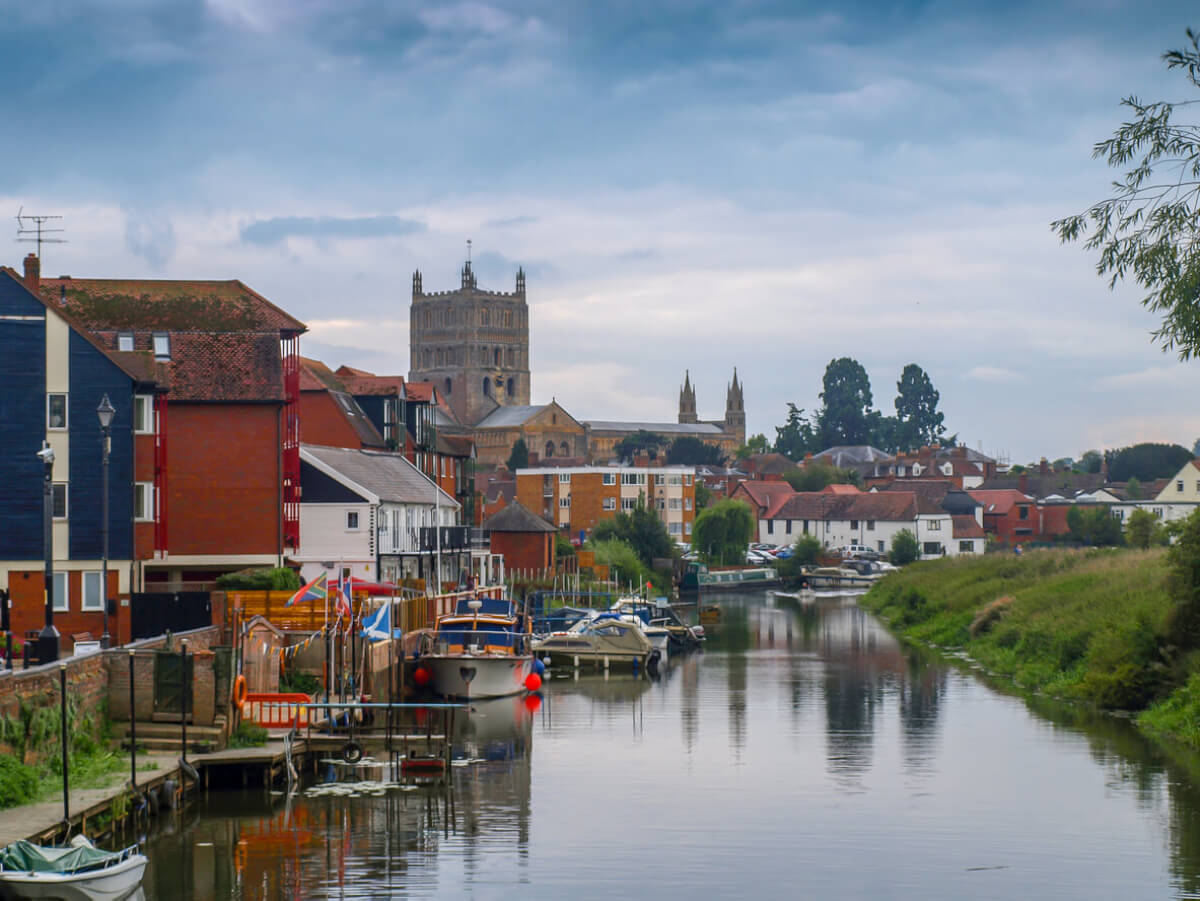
(860, 548), (1200, 740)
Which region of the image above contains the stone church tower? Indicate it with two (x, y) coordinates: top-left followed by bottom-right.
(724, 368), (745, 444)
(409, 260), (531, 426)
(678, 371), (697, 424)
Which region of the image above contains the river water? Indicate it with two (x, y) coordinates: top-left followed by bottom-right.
(141, 590), (1200, 899)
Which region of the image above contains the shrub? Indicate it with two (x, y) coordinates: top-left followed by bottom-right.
(229, 721), (268, 749)
(889, 529), (919, 566)
(279, 671), (321, 695)
(215, 567), (301, 591)
(0, 757), (38, 810)
(969, 596), (1014, 637)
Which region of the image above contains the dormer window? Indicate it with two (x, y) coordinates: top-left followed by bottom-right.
(152, 333), (170, 360)
(118, 332), (134, 352)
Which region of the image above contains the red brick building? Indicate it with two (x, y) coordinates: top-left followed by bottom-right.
(483, 501), (556, 575)
(968, 489), (1039, 543)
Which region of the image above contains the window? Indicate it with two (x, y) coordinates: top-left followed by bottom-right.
(621, 473), (646, 486)
(347, 511), (360, 530)
(803, 520), (809, 534)
(134, 395), (154, 433)
(1154, 507), (1165, 518)
(668, 475), (682, 487)
(1179, 480), (1185, 493)
(134, 483), (154, 521)
(622, 497), (637, 511)
(507, 377), (514, 396)
(483, 378), (491, 397)
(1018, 506), (1029, 520)
(923, 541), (943, 556)
(545, 441), (555, 458)
(559, 473), (571, 483)
(850, 520), (859, 530)
(118, 332), (134, 352)
(152, 333), (170, 360)
(445, 378), (452, 396)
(959, 540), (975, 553)
(669, 522), (682, 536)
(603, 497), (616, 511)
(52, 483), (67, 519)
(685, 498), (693, 511)
(560, 441), (569, 456)
(559, 497), (570, 508)
(52, 572), (68, 612)
(684, 521), (692, 535)
(602, 473), (616, 486)
(786, 520), (793, 535)
(877, 540), (885, 552)
(866, 520), (875, 531)
(896, 465), (906, 477)
(82, 571), (103, 611)
(767, 520), (774, 535)
(928, 519), (942, 531)
(47, 393), (67, 430)
(684, 474), (693, 486)
(669, 498), (681, 510)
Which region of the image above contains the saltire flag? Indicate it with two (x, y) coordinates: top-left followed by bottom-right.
(332, 580), (351, 618)
(286, 572), (327, 607)
(361, 603), (391, 642)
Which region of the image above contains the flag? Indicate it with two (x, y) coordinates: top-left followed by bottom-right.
(361, 603), (391, 641)
(332, 580), (351, 617)
(286, 573), (327, 607)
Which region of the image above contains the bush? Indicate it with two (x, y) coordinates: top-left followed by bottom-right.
(889, 529), (919, 566)
(229, 721), (268, 749)
(215, 567), (302, 591)
(0, 756), (38, 810)
(279, 671), (321, 695)
(777, 536), (822, 584)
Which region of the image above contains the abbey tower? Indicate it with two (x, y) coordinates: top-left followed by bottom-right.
(409, 261), (531, 426)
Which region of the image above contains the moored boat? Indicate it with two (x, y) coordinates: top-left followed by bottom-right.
(417, 597), (534, 699)
(0, 836), (147, 901)
(533, 615), (658, 671)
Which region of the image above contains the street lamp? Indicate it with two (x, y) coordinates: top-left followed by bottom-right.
(97, 394), (115, 649)
(36, 443), (59, 665)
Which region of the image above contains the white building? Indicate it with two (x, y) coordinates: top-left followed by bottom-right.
(297, 444), (461, 591)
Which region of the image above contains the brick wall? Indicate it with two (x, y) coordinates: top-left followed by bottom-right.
(490, 531), (553, 573)
(0, 651), (108, 765)
(106, 626), (221, 726)
(7, 569), (120, 653)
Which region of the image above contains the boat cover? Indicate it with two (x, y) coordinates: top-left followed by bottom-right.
(0, 840), (121, 874)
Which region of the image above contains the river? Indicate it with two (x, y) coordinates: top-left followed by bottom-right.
(140, 590), (1200, 899)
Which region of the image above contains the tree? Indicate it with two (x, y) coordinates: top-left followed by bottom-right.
(591, 499), (676, 567)
(814, 358), (874, 447)
(691, 499), (756, 566)
(1079, 450), (1103, 474)
(1053, 30), (1200, 359)
(866, 411), (903, 454)
(1068, 506), (1126, 546)
(555, 531), (577, 558)
(893, 363), (945, 450)
(666, 436), (726, 466)
(694, 481), (714, 511)
(1126, 508), (1167, 548)
(784, 461), (859, 492)
(1166, 509), (1200, 648)
(506, 438), (529, 471)
(735, 434), (769, 460)
(614, 430), (667, 462)
(1126, 476), (1143, 500)
(776, 535), (822, 584)
(889, 529), (919, 566)
(773, 403), (819, 460)
(1108, 442), (1192, 481)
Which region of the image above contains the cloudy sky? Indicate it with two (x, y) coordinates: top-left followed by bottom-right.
(3, 0), (1199, 463)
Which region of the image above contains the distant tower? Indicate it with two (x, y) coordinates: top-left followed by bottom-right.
(678, 371), (697, 424)
(409, 258), (531, 426)
(724, 368), (745, 444)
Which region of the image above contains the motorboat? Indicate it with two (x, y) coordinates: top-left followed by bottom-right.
(416, 597), (533, 699)
(610, 597), (704, 654)
(0, 835), (147, 900)
(533, 615), (658, 671)
(802, 566), (879, 591)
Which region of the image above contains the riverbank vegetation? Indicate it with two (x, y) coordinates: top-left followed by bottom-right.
(859, 541), (1200, 750)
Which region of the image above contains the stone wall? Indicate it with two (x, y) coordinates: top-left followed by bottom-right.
(0, 651), (109, 766)
(106, 626), (221, 727)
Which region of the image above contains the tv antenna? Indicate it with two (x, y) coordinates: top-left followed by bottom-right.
(15, 207), (67, 261)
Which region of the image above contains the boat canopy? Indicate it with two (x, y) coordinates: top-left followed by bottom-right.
(0, 840), (123, 875)
(454, 597), (514, 616)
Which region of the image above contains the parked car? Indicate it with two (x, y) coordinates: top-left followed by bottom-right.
(839, 544), (879, 560)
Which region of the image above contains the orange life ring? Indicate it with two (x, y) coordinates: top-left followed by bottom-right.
(233, 674), (248, 709)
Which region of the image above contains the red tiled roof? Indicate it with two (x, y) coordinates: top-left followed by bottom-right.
(300, 358), (344, 392)
(773, 491), (918, 523)
(820, 484), (862, 495)
(169, 332), (286, 402)
(967, 489), (1032, 515)
(335, 365), (406, 396)
(734, 480), (796, 514)
(39, 277), (305, 333)
(406, 383), (434, 402)
(952, 515), (987, 539)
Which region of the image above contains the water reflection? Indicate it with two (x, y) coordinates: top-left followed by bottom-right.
(138, 590), (1200, 899)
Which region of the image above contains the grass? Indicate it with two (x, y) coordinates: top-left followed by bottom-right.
(228, 721), (268, 749)
(861, 548), (1175, 711)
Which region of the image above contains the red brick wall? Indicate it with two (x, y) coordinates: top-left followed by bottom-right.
(7, 570), (120, 652)
(490, 531), (553, 573)
(516, 475), (549, 521)
(298, 391), (367, 449)
(168, 403), (282, 556)
(0, 652), (108, 765)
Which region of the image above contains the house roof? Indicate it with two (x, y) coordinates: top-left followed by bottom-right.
(300, 359), (386, 448)
(746, 453), (798, 475)
(335, 365), (406, 396)
(820, 484), (862, 495)
(733, 481), (797, 518)
(475, 405), (549, 428)
(812, 445), (893, 466)
(967, 489), (1033, 515)
(979, 472), (1107, 500)
(436, 433), (476, 458)
(773, 490), (918, 523)
(952, 515), (987, 539)
(584, 420), (723, 435)
(483, 500), (556, 533)
(40, 277), (305, 334)
(300, 444), (458, 507)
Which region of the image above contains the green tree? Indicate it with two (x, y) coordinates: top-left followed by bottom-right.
(666, 436), (726, 466)
(506, 438), (529, 471)
(784, 461), (860, 492)
(1126, 508), (1166, 549)
(1126, 476), (1143, 500)
(735, 433), (769, 460)
(694, 481), (714, 511)
(776, 535), (823, 584)
(1079, 450), (1103, 474)
(1108, 442), (1192, 482)
(1053, 30), (1200, 359)
(814, 357), (874, 447)
(1166, 508), (1200, 647)
(773, 403), (819, 460)
(692, 498), (756, 565)
(555, 531), (576, 558)
(893, 363), (945, 450)
(589, 538), (658, 593)
(889, 529), (919, 566)
(614, 430), (667, 462)
(866, 411), (903, 454)
(591, 498), (676, 567)
(1068, 506), (1126, 546)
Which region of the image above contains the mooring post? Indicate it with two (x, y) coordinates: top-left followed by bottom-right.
(59, 661), (69, 825)
(180, 639), (189, 764)
(129, 649), (137, 789)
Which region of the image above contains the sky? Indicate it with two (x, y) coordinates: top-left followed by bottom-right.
(3, 0), (1200, 464)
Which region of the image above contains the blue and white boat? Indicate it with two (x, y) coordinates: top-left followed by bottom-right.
(419, 597), (534, 700)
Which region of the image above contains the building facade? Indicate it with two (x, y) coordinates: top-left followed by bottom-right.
(408, 262), (530, 427)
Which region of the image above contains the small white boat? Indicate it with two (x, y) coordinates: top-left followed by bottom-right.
(418, 597), (534, 700)
(533, 615), (658, 671)
(0, 835), (147, 900)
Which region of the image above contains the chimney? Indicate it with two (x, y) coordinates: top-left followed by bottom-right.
(1039, 457), (1048, 475)
(22, 254), (39, 292)
(1018, 472), (1028, 494)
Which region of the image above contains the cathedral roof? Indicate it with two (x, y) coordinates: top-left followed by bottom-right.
(585, 420), (724, 435)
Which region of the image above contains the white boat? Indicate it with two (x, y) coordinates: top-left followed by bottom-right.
(803, 566), (879, 590)
(419, 598), (534, 700)
(533, 615), (658, 671)
(0, 836), (147, 900)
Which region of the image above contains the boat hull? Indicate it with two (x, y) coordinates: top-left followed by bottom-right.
(423, 654), (533, 699)
(538, 648), (649, 670)
(0, 854), (147, 901)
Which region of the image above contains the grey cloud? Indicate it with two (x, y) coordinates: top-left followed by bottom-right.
(240, 214), (426, 245)
(124, 214), (176, 268)
(483, 215), (537, 228)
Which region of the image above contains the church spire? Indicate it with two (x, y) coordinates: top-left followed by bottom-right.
(679, 370), (697, 424)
